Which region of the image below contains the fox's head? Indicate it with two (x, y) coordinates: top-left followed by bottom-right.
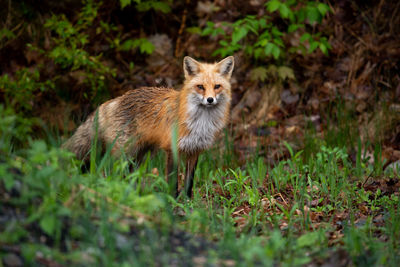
(183, 56), (234, 107)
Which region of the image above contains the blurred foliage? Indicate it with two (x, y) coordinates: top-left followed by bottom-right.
(0, 105), (36, 155)
(38, 1), (116, 99)
(0, 0), (332, 118)
(120, 0), (172, 13)
(0, 68), (54, 111)
(119, 38), (155, 54)
(0, 0), (171, 116)
(201, 0), (331, 60)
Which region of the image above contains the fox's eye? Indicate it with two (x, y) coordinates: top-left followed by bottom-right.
(197, 85), (205, 90)
(214, 84), (221, 89)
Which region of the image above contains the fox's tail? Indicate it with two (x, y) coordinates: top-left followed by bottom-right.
(63, 113), (96, 161)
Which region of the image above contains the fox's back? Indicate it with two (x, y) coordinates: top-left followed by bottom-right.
(114, 86), (177, 124)
(99, 87), (179, 152)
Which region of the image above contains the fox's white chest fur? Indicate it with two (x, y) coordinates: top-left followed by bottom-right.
(178, 94), (228, 153)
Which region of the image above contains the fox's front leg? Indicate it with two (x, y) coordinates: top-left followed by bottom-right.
(184, 153), (199, 198)
(165, 151), (179, 197)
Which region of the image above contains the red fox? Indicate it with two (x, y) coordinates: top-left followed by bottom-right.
(64, 56), (234, 197)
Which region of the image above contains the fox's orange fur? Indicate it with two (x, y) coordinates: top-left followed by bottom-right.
(64, 56), (234, 197)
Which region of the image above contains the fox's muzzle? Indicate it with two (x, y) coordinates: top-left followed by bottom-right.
(203, 96), (217, 106)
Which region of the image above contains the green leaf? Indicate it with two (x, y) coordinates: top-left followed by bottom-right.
(274, 37), (284, 47)
(271, 26), (283, 37)
(253, 48), (263, 59)
(0, 28), (16, 41)
(308, 41), (319, 53)
(206, 21), (215, 28)
(319, 42), (328, 55)
(288, 23), (304, 33)
(300, 32), (311, 43)
(259, 30), (271, 40)
(266, 0), (281, 13)
(277, 66), (295, 80)
(264, 42), (275, 55)
(272, 45), (281, 59)
(288, 9), (296, 22)
(250, 66), (268, 82)
(259, 18), (267, 28)
(139, 39), (154, 54)
(320, 37), (332, 49)
(120, 39), (135, 51)
(0, 165), (15, 191)
(202, 27), (213, 36)
(306, 6), (321, 23)
(186, 27), (201, 34)
(297, 232), (320, 248)
(246, 23), (259, 35)
(215, 27), (225, 36)
(244, 16), (260, 34)
(120, 0), (131, 9)
(245, 45), (253, 56)
(255, 38), (268, 47)
(296, 8), (306, 22)
(219, 39), (228, 46)
(152, 2), (171, 13)
(232, 27), (248, 44)
(317, 3), (330, 17)
(283, 141), (294, 158)
(39, 214), (56, 236)
(212, 48), (225, 57)
(279, 3), (291, 19)
(201, 21), (215, 36)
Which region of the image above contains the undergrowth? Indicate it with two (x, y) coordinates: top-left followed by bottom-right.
(0, 105), (399, 266)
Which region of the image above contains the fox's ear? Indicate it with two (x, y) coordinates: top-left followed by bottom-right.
(183, 56), (200, 78)
(216, 56), (234, 79)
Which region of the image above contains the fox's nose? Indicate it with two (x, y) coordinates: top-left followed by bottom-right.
(207, 97), (214, 104)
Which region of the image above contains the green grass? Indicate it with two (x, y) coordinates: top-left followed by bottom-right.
(1, 106), (399, 266)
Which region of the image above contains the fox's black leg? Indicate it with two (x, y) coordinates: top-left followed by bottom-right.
(135, 145), (154, 166)
(166, 151), (178, 197)
(184, 154), (198, 198)
(127, 145), (153, 173)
